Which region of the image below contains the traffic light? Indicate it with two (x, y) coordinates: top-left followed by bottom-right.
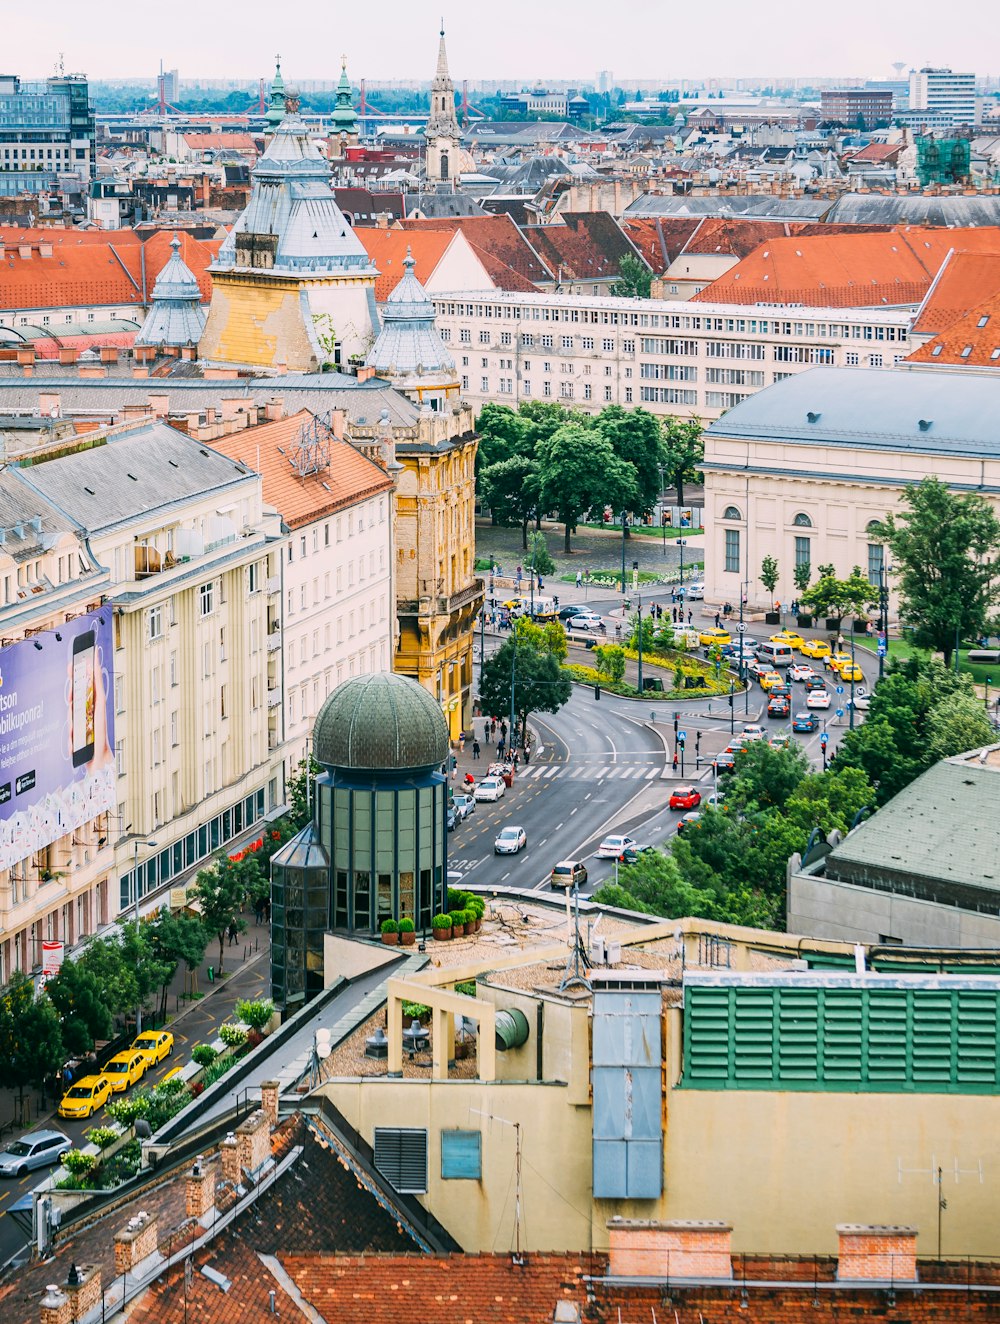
(677, 731), (686, 748)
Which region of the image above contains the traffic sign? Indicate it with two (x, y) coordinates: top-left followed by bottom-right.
(736, 622), (747, 633)
(835, 685), (844, 695)
(678, 730), (687, 743)
(820, 732), (828, 745)
(877, 643), (887, 657)
(835, 708), (844, 718)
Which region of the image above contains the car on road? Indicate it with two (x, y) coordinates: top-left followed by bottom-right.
(840, 662), (864, 683)
(792, 711), (820, 732)
(770, 631), (805, 651)
(676, 811), (702, 832)
(713, 749), (738, 771)
(759, 670), (784, 691)
(451, 793), (476, 821)
(669, 785), (702, 810)
(494, 825), (527, 855)
(789, 663), (816, 683)
(100, 1051), (148, 1094)
(698, 627), (731, 647)
(806, 688), (831, 709)
(747, 658), (773, 681)
(447, 803), (458, 832)
(621, 842), (656, 864)
(770, 732), (791, 749)
(0, 1130), (73, 1177)
(849, 690), (872, 711)
(567, 611), (604, 631)
(704, 791), (726, 808)
(557, 604), (588, 621)
(826, 652), (853, 674)
(551, 859), (588, 889)
(682, 581), (705, 599)
(804, 673), (827, 691)
(57, 1074), (112, 1120)
(474, 777), (505, 803)
(742, 724), (767, 741)
(597, 834), (637, 859)
(767, 694), (791, 718)
(800, 639), (832, 661)
(132, 1030), (173, 1067)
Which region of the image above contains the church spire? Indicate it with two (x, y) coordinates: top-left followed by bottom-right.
(424, 20), (461, 188)
(265, 55), (286, 130)
(435, 20), (450, 81)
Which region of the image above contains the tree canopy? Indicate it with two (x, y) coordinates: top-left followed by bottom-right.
(660, 416), (704, 507)
(478, 626), (571, 732)
(800, 565), (877, 626)
(536, 422), (636, 552)
(614, 253), (653, 299)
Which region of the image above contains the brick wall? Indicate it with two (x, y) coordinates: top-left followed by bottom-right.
(261, 1080), (280, 1128)
(185, 1161), (216, 1218)
(607, 1218), (733, 1280)
(65, 1265), (101, 1321)
(39, 1287), (71, 1324)
(236, 1109), (271, 1175)
(836, 1224), (917, 1281)
(220, 1135), (240, 1185)
(113, 1212), (158, 1274)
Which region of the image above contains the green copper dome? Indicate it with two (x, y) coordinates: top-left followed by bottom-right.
(314, 673), (448, 772)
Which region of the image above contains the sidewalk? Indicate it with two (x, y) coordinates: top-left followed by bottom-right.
(0, 913), (271, 1136)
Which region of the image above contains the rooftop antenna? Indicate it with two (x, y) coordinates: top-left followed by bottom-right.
(56, 52), (65, 77)
(897, 1154), (984, 1258)
(470, 1109), (523, 1261)
(559, 883), (592, 993)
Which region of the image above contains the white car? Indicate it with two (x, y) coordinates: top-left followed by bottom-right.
(568, 611), (603, 631)
(494, 825), (527, 855)
(597, 834), (637, 860)
(741, 724), (767, 741)
(806, 688), (831, 709)
(473, 777), (506, 802)
(850, 689), (872, 712)
(789, 663), (816, 683)
(681, 581), (705, 600)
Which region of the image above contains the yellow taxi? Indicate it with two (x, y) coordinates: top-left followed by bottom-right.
(770, 631), (805, 651)
(840, 662), (864, 683)
(131, 1030), (174, 1067)
(99, 1051), (148, 1094)
(800, 639), (831, 660)
(759, 670), (784, 692)
(698, 627), (732, 647)
(826, 653), (854, 676)
(58, 1074), (112, 1120)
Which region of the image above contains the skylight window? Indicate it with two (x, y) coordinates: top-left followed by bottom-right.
(931, 345), (943, 356)
(978, 315), (990, 328)
(960, 346), (973, 358)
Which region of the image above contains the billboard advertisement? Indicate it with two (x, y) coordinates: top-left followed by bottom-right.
(0, 608), (116, 870)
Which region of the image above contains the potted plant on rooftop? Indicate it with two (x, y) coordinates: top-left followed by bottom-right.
(431, 913), (453, 942)
(398, 917), (416, 947)
(380, 919), (399, 946)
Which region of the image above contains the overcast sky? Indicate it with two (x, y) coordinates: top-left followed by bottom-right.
(8, 0), (997, 84)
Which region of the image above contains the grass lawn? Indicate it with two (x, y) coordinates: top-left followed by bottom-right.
(854, 634), (998, 685)
(576, 520), (704, 538)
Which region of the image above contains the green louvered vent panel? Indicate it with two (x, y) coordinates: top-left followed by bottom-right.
(683, 985), (1000, 1092)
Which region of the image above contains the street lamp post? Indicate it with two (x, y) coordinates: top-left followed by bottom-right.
(676, 538), (687, 589)
(658, 464), (667, 558)
(877, 562), (890, 682)
(637, 596), (644, 696)
(509, 643), (516, 744)
(620, 510), (628, 596)
(849, 634), (857, 733)
(133, 836), (157, 1035)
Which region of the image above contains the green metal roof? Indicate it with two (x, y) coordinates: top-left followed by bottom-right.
(313, 672), (448, 772)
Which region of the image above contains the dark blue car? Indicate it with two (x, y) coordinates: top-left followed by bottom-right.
(792, 711), (819, 733)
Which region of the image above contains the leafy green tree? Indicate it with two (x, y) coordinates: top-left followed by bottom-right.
(527, 530), (555, 576)
(0, 974), (64, 1116)
(594, 849), (716, 917)
(800, 565), (877, 628)
(478, 633), (571, 736)
(118, 921), (173, 1028)
(793, 562), (812, 595)
(924, 692), (998, 762)
(726, 741), (809, 814)
(594, 644), (627, 682)
(878, 477), (1000, 668)
(479, 455), (539, 548)
(475, 402), (529, 472)
(613, 253), (653, 298)
(535, 422), (636, 552)
(626, 611), (655, 652)
(45, 960), (113, 1057)
(760, 555), (780, 607)
(653, 617), (676, 651)
(514, 615), (567, 662)
(78, 932), (140, 1020)
(192, 859), (249, 975)
(660, 416), (704, 507)
(596, 406), (665, 515)
(148, 909), (209, 1018)
(288, 756), (320, 831)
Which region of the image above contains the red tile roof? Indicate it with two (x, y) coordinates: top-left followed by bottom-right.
(401, 216), (550, 290)
(353, 228), (457, 300)
(181, 132), (257, 152)
(906, 289), (1000, 366)
(846, 142), (904, 164)
(619, 218), (893, 276)
(521, 212), (644, 284)
(693, 224), (1000, 307)
(208, 409), (393, 528)
(911, 249), (1000, 334)
(0, 227), (220, 311)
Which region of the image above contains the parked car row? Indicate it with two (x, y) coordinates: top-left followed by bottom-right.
(57, 1030), (174, 1120)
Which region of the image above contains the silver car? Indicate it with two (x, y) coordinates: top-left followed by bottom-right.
(0, 1130), (72, 1177)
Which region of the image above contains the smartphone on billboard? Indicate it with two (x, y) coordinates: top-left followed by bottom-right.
(71, 630), (96, 767)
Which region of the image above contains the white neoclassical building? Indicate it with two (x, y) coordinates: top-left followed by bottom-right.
(701, 365), (1000, 612)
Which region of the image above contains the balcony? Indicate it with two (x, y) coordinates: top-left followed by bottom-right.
(266, 633), (282, 653)
(267, 688), (282, 709)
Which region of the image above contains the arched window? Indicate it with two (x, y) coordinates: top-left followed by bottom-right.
(792, 512), (812, 527)
(722, 505), (742, 520)
(440, 152), (449, 180)
(866, 519), (883, 534)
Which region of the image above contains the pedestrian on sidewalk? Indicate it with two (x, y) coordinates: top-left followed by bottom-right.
(687, 609), (693, 625)
(497, 739), (506, 758)
(227, 921), (239, 947)
(672, 751), (678, 770)
(500, 720), (508, 742)
(459, 731), (466, 752)
(490, 717), (497, 739)
(523, 743), (531, 765)
(576, 571), (582, 588)
(715, 612), (721, 629)
(472, 739), (481, 759)
(671, 587), (677, 604)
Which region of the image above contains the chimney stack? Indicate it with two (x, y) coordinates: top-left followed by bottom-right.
(836, 1225), (918, 1282)
(185, 1157), (216, 1220)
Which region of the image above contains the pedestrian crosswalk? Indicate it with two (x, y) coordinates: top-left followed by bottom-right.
(511, 763), (663, 782)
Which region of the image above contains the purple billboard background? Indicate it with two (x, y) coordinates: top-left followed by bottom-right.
(0, 608), (116, 870)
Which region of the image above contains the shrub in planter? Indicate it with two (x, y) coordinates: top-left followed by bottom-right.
(235, 997), (275, 1033)
(431, 913), (452, 940)
(446, 888), (466, 912)
(107, 1093), (151, 1125)
(86, 1126), (119, 1151)
(455, 980), (476, 997)
(62, 1149), (96, 1178)
(380, 918), (399, 945)
(402, 1000), (431, 1023)
(764, 611), (780, 625)
(398, 917), (416, 946)
(219, 1023), (249, 1049)
(192, 1043), (219, 1068)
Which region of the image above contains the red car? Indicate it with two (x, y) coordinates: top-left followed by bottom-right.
(669, 785), (702, 811)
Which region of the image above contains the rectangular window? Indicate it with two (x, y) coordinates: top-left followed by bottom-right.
(374, 1128), (428, 1193)
(725, 528), (740, 574)
(868, 541), (884, 587)
(441, 1129), (483, 1180)
(148, 605), (163, 640)
(794, 536), (811, 568)
(199, 582), (214, 616)
(248, 562), (260, 593)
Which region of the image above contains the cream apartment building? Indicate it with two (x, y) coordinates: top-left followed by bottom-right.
(431, 290), (913, 421)
(17, 418), (284, 920)
(700, 366), (1000, 611)
(211, 408), (396, 783)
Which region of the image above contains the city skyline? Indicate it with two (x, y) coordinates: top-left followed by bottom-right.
(4, 0), (997, 86)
